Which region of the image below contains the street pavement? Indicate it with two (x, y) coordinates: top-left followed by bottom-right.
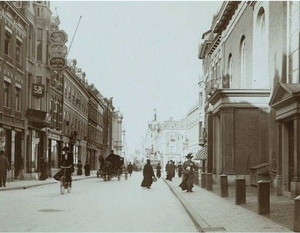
(0, 171), (294, 232)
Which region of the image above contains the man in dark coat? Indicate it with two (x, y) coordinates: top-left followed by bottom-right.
(0, 149), (10, 187)
(127, 162), (133, 176)
(141, 159), (155, 189)
(177, 162), (183, 178)
(166, 160), (174, 181)
(84, 161), (90, 176)
(39, 157), (48, 180)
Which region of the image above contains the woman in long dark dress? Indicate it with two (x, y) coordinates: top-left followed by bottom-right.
(179, 153), (196, 192)
(156, 163), (161, 178)
(84, 161), (90, 176)
(77, 160), (82, 176)
(141, 159), (156, 189)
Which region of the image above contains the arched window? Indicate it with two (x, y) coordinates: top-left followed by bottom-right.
(228, 54), (233, 88)
(240, 36), (246, 88)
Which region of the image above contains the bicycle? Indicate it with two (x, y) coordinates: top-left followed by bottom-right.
(60, 165), (72, 194)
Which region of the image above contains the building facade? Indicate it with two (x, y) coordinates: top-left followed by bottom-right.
(0, 1), (123, 180)
(199, 1), (300, 198)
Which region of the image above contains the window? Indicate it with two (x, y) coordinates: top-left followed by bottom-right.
(37, 29), (43, 62)
(36, 76), (42, 84)
(5, 31), (12, 57)
(228, 54), (233, 88)
(16, 40), (22, 64)
(240, 36), (246, 88)
(4, 82), (11, 107)
(15, 87), (21, 111)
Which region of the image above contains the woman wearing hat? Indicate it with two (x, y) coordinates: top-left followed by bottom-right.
(179, 153), (196, 192)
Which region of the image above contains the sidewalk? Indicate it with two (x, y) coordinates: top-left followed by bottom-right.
(0, 172), (97, 192)
(164, 176), (293, 233)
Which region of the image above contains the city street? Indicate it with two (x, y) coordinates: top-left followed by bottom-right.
(0, 172), (198, 232)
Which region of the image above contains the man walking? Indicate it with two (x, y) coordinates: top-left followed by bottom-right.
(0, 149), (10, 187)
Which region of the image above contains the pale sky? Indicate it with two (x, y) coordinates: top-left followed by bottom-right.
(50, 1), (222, 155)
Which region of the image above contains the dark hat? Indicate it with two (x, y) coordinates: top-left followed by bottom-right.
(186, 153), (193, 159)
(62, 146), (69, 151)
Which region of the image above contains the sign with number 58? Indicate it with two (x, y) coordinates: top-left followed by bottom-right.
(32, 84), (45, 97)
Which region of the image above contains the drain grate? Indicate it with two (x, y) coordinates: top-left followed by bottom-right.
(38, 209), (63, 212)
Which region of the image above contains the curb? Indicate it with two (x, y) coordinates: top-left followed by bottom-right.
(163, 178), (204, 232)
(0, 176), (97, 191)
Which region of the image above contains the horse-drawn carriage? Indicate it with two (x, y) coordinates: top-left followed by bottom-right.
(97, 153), (125, 181)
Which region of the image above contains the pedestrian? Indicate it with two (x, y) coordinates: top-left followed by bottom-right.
(177, 161), (183, 178)
(141, 159), (156, 189)
(166, 160), (174, 181)
(127, 162), (133, 176)
(39, 157), (48, 180)
(53, 146), (74, 182)
(0, 149), (10, 187)
(84, 161), (90, 176)
(172, 160), (176, 178)
(179, 153), (197, 192)
(77, 160), (82, 176)
(156, 162), (161, 178)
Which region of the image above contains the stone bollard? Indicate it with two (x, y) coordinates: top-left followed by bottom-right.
(201, 173), (206, 188)
(193, 171), (199, 185)
(257, 180), (270, 215)
(220, 174), (228, 197)
(206, 173), (213, 191)
(235, 178), (246, 205)
(294, 195), (300, 232)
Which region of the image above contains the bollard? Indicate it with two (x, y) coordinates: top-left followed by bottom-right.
(201, 173), (206, 188)
(235, 178), (246, 205)
(206, 173), (213, 191)
(220, 174), (228, 197)
(257, 180), (270, 215)
(194, 171), (199, 185)
(294, 195), (300, 232)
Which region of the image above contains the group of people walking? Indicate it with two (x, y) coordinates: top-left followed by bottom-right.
(141, 153), (197, 192)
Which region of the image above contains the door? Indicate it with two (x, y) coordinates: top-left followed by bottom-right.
(287, 121), (294, 191)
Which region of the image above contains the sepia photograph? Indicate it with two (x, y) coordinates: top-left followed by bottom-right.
(0, 0), (298, 232)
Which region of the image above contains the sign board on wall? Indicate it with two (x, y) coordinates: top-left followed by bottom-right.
(32, 84), (45, 97)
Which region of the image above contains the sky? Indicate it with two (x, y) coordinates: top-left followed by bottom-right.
(50, 1), (222, 155)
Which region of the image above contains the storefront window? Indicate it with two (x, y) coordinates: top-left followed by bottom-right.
(50, 140), (59, 168)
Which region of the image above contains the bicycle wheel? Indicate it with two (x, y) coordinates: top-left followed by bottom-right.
(60, 176), (66, 194)
(67, 182), (72, 193)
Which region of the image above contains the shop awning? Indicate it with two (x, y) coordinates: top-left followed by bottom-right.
(195, 147), (206, 160)
(26, 108), (52, 129)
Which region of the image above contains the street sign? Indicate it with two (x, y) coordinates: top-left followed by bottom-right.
(49, 44), (68, 57)
(49, 57), (66, 70)
(49, 30), (68, 44)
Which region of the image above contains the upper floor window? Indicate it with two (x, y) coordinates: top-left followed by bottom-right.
(5, 31), (12, 57)
(15, 87), (21, 111)
(16, 40), (22, 64)
(37, 29), (43, 62)
(240, 36), (246, 88)
(228, 54), (233, 88)
(4, 81), (11, 107)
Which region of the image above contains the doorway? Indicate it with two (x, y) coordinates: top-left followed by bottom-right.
(287, 121), (294, 192)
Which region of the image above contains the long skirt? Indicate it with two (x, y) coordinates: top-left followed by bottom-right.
(141, 174), (153, 187)
(156, 169), (161, 178)
(179, 172), (194, 191)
